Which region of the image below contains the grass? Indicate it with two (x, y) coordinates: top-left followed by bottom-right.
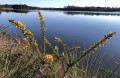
(0, 11), (119, 78)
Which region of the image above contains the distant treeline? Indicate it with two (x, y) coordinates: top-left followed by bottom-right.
(0, 4), (40, 10)
(42, 6), (120, 12)
(64, 12), (120, 16)
(63, 6), (120, 12)
(0, 4), (120, 12)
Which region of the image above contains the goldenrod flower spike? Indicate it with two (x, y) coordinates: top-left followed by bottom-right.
(68, 46), (80, 52)
(9, 20), (34, 36)
(38, 11), (46, 55)
(69, 32), (116, 70)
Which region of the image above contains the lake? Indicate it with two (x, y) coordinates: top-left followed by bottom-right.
(0, 10), (120, 74)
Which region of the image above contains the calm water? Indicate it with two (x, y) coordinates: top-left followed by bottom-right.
(0, 10), (120, 71)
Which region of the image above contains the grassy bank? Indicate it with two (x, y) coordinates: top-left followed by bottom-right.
(0, 12), (119, 78)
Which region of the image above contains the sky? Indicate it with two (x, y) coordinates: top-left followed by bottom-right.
(0, 0), (120, 8)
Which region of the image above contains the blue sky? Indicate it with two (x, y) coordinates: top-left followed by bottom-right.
(0, 0), (120, 8)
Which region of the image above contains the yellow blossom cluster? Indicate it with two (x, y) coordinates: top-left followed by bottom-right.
(40, 15), (45, 23)
(40, 16), (47, 32)
(68, 46), (80, 52)
(88, 32), (115, 53)
(38, 12), (46, 30)
(21, 44), (30, 50)
(14, 20), (25, 29)
(17, 38), (30, 50)
(42, 27), (47, 32)
(14, 20), (26, 31)
(23, 38), (29, 44)
(9, 20), (33, 36)
(34, 40), (38, 47)
(9, 19), (38, 48)
(24, 30), (33, 36)
(55, 37), (62, 42)
(45, 54), (53, 64)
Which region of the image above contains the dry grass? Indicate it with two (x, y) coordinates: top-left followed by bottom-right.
(0, 37), (22, 53)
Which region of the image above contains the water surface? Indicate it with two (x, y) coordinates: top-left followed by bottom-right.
(0, 10), (120, 71)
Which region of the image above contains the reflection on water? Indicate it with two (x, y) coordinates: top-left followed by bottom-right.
(0, 10), (29, 14)
(0, 11), (1, 15)
(1, 10), (120, 16)
(64, 11), (120, 16)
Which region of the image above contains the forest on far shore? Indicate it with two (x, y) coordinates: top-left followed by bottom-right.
(0, 4), (120, 12)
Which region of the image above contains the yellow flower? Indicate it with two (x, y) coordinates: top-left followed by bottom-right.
(23, 38), (26, 41)
(27, 31), (30, 34)
(40, 19), (42, 22)
(45, 54), (53, 64)
(40, 16), (44, 20)
(17, 21), (20, 26)
(55, 46), (59, 51)
(110, 32), (112, 34)
(69, 46), (80, 52)
(99, 44), (101, 47)
(62, 52), (64, 56)
(106, 40), (108, 42)
(14, 20), (16, 23)
(51, 57), (53, 62)
(91, 51), (94, 53)
(102, 41), (105, 44)
(55, 37), (62, 42)
(34, 40), (38, 46)
(23, 27), (25, 29)
(43, 19), (45, 22)
(34, 42), (38, 46)
(104, 34), (107, 37)
(24, 30), (27, 33)
(27, 42), (29, 44)
(111, 34), (115, 37)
